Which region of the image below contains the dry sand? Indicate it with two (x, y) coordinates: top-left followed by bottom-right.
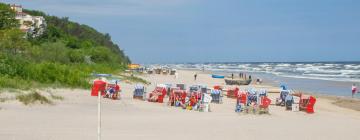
(1, 70), (360, 140)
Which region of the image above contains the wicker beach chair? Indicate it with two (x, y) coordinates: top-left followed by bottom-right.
(133, 84), (146, 100)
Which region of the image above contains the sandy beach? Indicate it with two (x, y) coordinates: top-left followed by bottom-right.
(1, 70), (360, 140)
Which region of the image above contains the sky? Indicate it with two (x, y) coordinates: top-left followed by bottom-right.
(2, 0), (360, 63)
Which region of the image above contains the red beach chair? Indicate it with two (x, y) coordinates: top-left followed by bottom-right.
(91, 79), (106, 96)
(148, 86), (167, 103)
(169, 89), (187, 106)
(214, 85), (222, 90)
(259, 96), (271, 108)
(299, 95), (316, 113)
(227, 87), (239, 98)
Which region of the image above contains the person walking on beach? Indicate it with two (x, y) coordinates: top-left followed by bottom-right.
(352, 84), (357, 98)
(194, 73), (197, 81)
(231, 73), (234, 79)
(175, 72), (178, 79)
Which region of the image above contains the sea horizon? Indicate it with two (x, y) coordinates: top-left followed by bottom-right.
(148, 61), (360, 98)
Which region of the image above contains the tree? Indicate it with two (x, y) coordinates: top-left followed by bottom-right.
(0, 3), (18, 30)
(0, 29), (29, 55)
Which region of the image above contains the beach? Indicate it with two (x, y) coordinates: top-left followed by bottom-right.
(1, 70), (360, 140)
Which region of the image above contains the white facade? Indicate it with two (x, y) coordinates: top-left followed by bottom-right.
(10, 4), (46, 37)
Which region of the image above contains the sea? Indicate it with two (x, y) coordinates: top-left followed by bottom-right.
(158, 62), (360, 98)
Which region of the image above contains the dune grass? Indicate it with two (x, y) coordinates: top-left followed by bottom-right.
(49, 93), (64, 100)
(0, 98), (6, 102)
(16, 91), (52, 105)
(118, 74), (150, 85)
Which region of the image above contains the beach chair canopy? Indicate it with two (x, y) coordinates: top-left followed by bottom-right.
(210, 89), (221, 94)
(280, 84), (288, 90)
(247, 88), (257, 95)
(135, 84), (144, 89)
(108, 79), (120, 85)
(157, 84), (167, 88)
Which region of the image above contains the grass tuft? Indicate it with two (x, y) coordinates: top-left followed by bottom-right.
(50, 93), (64, 100)
(118, 74), (150, 85)
(16, 91), (52, 105)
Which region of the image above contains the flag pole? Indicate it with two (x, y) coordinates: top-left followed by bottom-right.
(98, 90), (101, 140)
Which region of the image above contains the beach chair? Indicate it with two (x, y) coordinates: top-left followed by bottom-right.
(176, 84), (186, 90)
(164, 84), (172, 96)
(148, 85), (167, 103)
(299, 95), (316, 113)
(276, 90), (290, 106)
(227, 87), (239, 99)
(235, 91), (247, 113)
(258, 96), (271, 114)
(185, 94), (200, 110)
(188, 85), (200, 97)
(285, 94), (293, 110)
(91, 79), (107, 96)
(169, 89), (187, 107)
(189, 85), (200, 93)
(213, 85), (222, 90)
(199, 93), (212, 112)
(104, 80), (120, 100)
(133, 84), (146, 100)
(210, 89), (222, 104)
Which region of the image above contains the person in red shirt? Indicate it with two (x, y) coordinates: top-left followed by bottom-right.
(115, 81), (121, 99)
(352, 84), (357, 98)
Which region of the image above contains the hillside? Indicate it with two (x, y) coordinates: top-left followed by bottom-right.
(0, 3), (130, 89)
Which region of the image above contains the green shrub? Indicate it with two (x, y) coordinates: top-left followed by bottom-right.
(0, 3), (130, 90)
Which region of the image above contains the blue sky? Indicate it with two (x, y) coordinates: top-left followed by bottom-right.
(3, 0), (360, 63)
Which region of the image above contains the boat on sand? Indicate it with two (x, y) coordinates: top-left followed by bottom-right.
(224, 78), (251, 85)
(211, 74), (225, 79)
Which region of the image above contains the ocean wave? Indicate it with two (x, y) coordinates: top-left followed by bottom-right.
(166, 62), (360, 82)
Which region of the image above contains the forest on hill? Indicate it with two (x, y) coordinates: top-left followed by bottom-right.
(0, 3), (131, 89)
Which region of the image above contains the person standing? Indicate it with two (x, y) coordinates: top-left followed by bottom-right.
(115, 81), (121, 99)
(352, 84), (357, 98)
(194, 73), (197, 81)
(175, 72), (178, 79)
(231, 73), (234, 79)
